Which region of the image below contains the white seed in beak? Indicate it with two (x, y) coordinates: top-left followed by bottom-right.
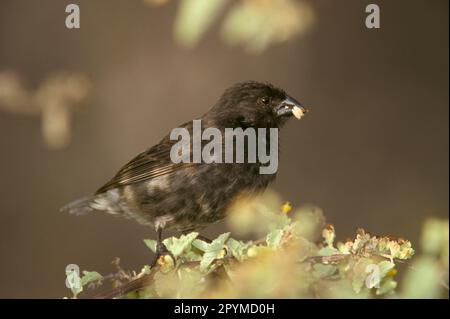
(292, 106), (305, 120)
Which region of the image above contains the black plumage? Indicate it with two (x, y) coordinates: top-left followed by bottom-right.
(62, 81), (308, 246)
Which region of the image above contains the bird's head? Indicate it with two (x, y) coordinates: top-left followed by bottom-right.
(206, 81), (309, 128)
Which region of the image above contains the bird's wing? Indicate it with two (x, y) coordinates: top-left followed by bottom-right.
(95, 122), (194, 194)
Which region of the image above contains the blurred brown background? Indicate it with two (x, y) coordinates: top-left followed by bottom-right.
(0, 0), (448, 298)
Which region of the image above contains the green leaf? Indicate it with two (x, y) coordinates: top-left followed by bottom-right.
(192, 239), (211, 252)
(266, 229), (284, 248)
(163, 232), (199, 257)
(208, 233), (230, 250)
(80, 271), (103, 287)
(143, 239), (157, 253)
(183, 249), (203, 262)
(227, 238), (250, 261)
(144, 233), (199, 258)
(199, 233), (230, 272)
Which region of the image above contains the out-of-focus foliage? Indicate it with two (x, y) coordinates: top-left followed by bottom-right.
(146, 0), (314, 54)
(400, 218), (449, 298)
(0, 0), (309, 151)
(64, 192), (448, 299)
(221, 0), (313, 53)
(0, 71), (90, 149)
(174, 0), (228, 48)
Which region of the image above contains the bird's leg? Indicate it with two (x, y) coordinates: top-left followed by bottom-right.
(150, 227), (174, 268)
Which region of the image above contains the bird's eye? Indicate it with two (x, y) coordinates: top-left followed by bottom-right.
(260, 96), (270, 105)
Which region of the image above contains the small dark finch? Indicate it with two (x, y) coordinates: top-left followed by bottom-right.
(62, 81), (308, 256)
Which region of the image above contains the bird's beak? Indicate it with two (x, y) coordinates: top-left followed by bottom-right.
(276, 96), (309, 120)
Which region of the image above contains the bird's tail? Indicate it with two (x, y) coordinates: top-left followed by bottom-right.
(60, 196), (96, 216)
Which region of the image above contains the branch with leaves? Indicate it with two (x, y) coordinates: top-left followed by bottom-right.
(64, 193), (447, 299)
